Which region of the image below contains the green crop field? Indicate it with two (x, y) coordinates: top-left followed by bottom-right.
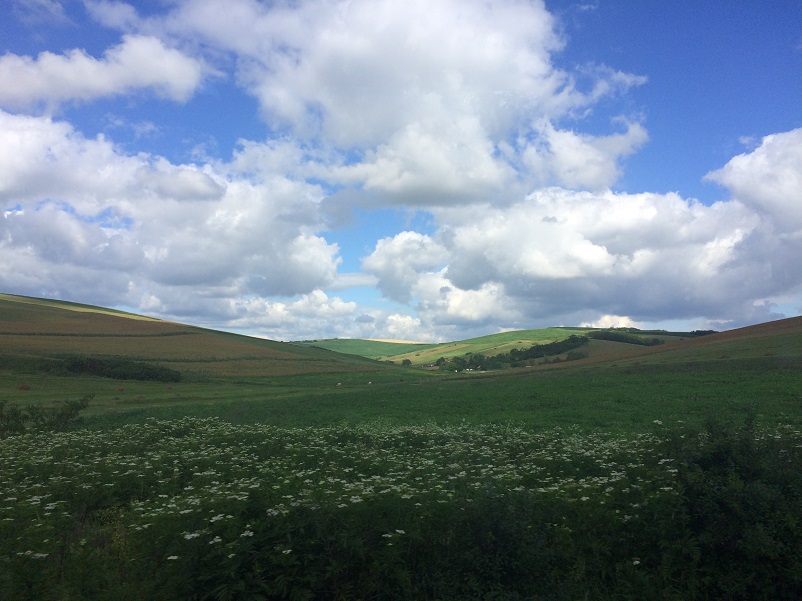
(1, 293), (801, 600)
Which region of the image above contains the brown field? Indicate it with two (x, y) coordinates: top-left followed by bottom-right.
(527, 315), (802, 370)
(0, 293), (386, 378)
(3, 292), (800, 380)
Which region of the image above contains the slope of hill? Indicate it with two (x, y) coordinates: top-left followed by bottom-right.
(551, 315), (802, 369)
(292, 338), (437, 359)
(0, 293), (386, 379)
(301, 327), (698, 366)
(3, 292), (800, 430)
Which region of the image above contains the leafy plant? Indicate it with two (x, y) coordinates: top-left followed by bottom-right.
(0, 394), (93, 437)
(586, 330), (664, 346)
(2, 417), (799, 599)
(61, 356), (181, 382)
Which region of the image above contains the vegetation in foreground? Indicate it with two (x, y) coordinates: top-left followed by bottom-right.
(1, 295), (800, 599)
(0, 394), (92, 437)
(1, 416), (799, 600)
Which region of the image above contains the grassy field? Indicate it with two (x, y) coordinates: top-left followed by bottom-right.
(2, 293), (801, 599)
(292, 330), (595, 363)
(296, 327), (691, 364)
(1, 293), (800, 431)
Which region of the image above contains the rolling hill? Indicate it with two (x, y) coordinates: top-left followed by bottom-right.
(297, 326), (707, 366)
(0, 293), (386, 379)
(2, 295), (799, 601)
(4, 292), (800, 377)
(2, 292), (800, 428)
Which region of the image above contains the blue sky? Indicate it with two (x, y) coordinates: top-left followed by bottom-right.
(1, 0), (801, 341)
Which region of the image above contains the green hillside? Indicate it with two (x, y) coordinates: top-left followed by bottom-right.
(301, 326), (697, 366)
(2, 294), (801, 599)
(2, 291), (799, 430)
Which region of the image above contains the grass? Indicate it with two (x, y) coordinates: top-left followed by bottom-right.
(1, 294), (801, 599)
(378, 327), (597, 364)
(2, 353), (797, 434)
(1, 292), (800, 432)
(0, 292), (161, 320)
(292, 338), (438, 359)
(3, 415), (800, 600)
(368, 328), (695, 365)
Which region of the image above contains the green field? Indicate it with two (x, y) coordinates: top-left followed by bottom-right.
(1, 293), (801, 599)
(294, 326), (693, 365)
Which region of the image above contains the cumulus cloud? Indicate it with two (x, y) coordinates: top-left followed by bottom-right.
(0, 111), (224, 214)
(0, 34), (204, 110)
(94, 0), (647, 203)
(358, 174), (801, 331)
(520, 120), (649, 190)
(581, 315), (643, 329)
(1, 0), (800, 341)
(705, 128), (802, 231)
(0, 110), (340, 310)
(361, 231), (448, 303)
(160, 290), (440, 342)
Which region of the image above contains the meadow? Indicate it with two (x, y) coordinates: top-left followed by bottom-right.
(1, 295), (801, 599)
(2, 416), (800, 600)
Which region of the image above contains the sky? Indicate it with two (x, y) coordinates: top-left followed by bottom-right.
(1, 0), (801, 342)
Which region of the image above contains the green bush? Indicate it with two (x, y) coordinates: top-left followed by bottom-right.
(61, 356), (181, 382)
(587, 330), (664, 346)
(0, 394), (93, 437)
(670, 416), (802, 600)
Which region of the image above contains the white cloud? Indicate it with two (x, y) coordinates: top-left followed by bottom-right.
(100, 0), (647, 201)
(0, 111), (224, 214)
(581, 315), (643, 329)
(176, 290), (439, 342)
(12, 0), (69, 25)
(0, 110), (340, 308)
(705, 128), (802, 232)
(415, 273), (521, 327)
(0, 34), (204, 110)
(355, 182), (799, 331)
(139, 160), (225, 202)
(521, 120), (648, 190)
(84, 0), (140, 30)
(361, 231), (448, 303)
(2, 1), (800, 342)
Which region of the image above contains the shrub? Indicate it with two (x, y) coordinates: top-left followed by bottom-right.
(62, 356), (181, 382)
(0, 394), (93, 437)
(587, 330), (663, 346)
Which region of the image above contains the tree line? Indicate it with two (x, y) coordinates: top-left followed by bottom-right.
(437, 335), (591, 371)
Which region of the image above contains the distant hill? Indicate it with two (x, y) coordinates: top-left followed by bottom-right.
(582, 315), (802, 367)
(292, 338), (438, 359)
(0, 293), (386, 379)
(3, 292), (799, 379)
(298, 327), (704, 366)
